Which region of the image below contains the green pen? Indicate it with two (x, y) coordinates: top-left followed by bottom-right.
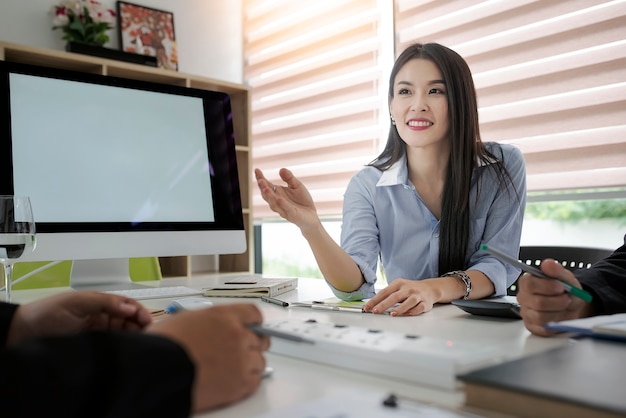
(480, 243), (593, 303)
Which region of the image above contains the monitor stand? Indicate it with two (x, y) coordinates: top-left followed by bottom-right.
(70, 258), (151, 291)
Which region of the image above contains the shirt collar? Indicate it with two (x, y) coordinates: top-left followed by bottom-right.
(479, 151), (499, 167)
(376, 149), (500, 188)
(377, 155), (408, 187)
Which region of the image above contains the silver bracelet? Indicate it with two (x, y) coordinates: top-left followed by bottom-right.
(443, 270), (472, 300)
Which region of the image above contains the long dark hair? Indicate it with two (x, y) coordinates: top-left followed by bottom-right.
(369, 43), (513, 275)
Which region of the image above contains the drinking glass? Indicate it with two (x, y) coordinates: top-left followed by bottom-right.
(0, 196), (36, 302)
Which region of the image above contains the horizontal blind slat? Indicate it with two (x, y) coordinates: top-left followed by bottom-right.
(397, 0), (626, 193)
(451, 2), (626, 57)
(528, 168), (626, 191)
(244, 0), (382, 219)
(479, 82), (626, 123)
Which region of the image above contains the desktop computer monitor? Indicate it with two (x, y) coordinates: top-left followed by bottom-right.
(0, 60), (246, 290)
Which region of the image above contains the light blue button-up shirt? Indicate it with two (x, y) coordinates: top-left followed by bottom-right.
(330, 142), (527, 301)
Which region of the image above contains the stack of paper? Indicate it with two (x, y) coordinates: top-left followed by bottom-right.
(545, 313), (626, 341)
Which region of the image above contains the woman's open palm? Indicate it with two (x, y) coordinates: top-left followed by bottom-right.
(255, 168), (320, 231)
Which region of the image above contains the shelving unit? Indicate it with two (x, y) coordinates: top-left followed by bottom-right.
(0, 41), (253, 277)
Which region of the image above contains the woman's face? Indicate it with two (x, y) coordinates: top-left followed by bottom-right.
(390, 58), (449, 150)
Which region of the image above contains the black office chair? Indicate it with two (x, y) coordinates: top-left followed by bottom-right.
(507, 246), (614, 296)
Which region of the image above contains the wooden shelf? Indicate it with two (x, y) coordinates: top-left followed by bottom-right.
(0, 40), (253, 277)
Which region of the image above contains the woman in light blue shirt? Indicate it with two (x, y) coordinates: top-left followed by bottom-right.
(256, 43), (526, 316)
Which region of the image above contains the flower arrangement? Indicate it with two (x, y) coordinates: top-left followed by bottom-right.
(51, 0), (117, 46)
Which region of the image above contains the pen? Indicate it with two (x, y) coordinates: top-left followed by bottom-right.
(310, 304), (364, 313)
(261, 296), (289, 307)
(150, 309), (167, 318)
(165, 304), (180, 314)
(480, 243), (593, 303)
(248, 324), (315, 344)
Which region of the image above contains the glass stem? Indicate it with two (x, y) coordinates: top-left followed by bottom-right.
(4, 263), (13, 302)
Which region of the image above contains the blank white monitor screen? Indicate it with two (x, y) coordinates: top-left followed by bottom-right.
(0, 60), (246, 289)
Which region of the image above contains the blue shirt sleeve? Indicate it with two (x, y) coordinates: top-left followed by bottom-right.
(331, 168), (382, 301)
(330, 142), (526, 300)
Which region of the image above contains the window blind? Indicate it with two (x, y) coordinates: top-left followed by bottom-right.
(243, 0), (390, 218)
(395, 0), (626, 193)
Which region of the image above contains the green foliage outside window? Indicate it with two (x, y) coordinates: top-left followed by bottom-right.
(525, 199), (626, 226)
(263, 257), (324, 279)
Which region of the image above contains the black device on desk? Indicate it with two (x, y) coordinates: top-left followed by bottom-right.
(452, 298), (521, 319)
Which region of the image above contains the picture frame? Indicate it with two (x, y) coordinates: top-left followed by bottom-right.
(116, 1), (178, 70)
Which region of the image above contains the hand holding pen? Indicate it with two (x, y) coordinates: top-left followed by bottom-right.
(146, 303), (270, 413)
(481, 243), (593, 303)
(485, 244), (599, 337)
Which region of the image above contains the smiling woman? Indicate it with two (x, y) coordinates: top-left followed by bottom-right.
(255, 43), (527, 317)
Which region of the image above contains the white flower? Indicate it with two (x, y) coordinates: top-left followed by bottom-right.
(50, 0), (117, 45)
(52, 13), (69, 27)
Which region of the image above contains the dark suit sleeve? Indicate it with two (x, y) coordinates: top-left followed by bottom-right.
(575, 234), (626, 315)
(0, 302), (19, 347)
(1, 328), (194, 418)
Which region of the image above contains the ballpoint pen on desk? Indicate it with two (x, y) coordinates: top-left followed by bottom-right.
(291, 299), (395, 314)
(248, 324), (315, 344)
(480, 243), (593, 303)
(261, 296), (289, 307)
(310, 303), (365, 313)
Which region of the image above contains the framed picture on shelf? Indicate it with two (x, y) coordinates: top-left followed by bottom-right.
(116, 1), (178, 70)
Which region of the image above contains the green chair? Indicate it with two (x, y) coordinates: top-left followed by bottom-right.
(129, 257), (164, 282)
(10, 257), (162, 290)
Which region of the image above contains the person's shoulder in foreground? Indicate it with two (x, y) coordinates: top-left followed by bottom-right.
(517, 233), (626, 337)
(0, 291), (269, 417)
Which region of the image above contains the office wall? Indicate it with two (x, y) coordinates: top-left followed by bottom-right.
(0, 0), (243, 84)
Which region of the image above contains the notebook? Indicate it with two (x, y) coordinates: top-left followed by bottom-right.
(544, 313), (626, 342)
(459, 338), (626, 418)
(202, 275), (298, 297)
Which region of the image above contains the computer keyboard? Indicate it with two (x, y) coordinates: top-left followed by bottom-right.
(104, 285), (203, 300)
(262, 318), (505, 390)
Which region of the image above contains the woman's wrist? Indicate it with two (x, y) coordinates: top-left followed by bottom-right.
(442, 270), (472, 300)
(299, 219), (325, 240)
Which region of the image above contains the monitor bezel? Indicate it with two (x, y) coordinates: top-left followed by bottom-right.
(0, 59), (246, 265)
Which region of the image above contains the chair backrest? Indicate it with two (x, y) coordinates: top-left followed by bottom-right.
(507, 246), (614, 295)
(519, 246), (615, 271)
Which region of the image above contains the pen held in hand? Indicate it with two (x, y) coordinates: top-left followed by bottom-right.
(480, 243), (593, 303)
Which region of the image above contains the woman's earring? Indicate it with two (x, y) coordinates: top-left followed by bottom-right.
(390, 116), (396, 125)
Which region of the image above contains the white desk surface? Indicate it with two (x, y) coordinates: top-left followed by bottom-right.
(6, 274), (571, 418)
